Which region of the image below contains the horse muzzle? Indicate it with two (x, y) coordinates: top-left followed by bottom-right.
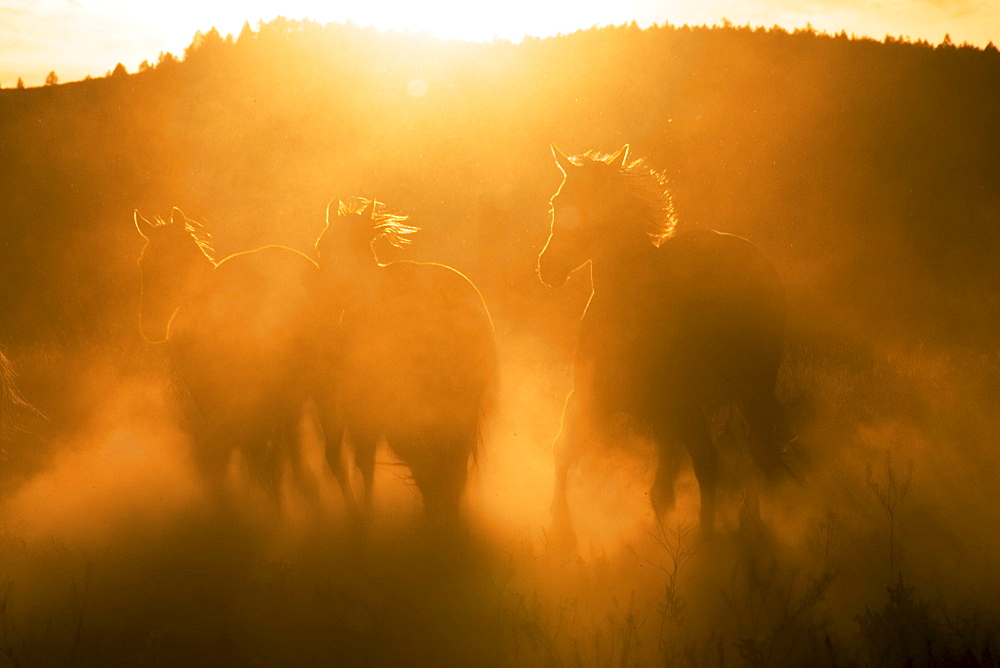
(537, 253), (572, 288)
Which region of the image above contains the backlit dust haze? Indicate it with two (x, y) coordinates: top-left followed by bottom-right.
(1, 6), (1000, 663)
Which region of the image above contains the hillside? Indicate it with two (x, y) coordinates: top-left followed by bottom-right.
(1, 19), (998, 351)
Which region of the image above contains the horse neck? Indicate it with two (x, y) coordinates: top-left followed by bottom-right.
(320, 244), (382, 302)
(590, 224), (659, 297)
(140, 247), (214, 342)
(177, 250), (215, 297)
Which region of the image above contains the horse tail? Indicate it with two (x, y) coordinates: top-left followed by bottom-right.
(0, 350), (11, 441)
(0, 348), (44, 451)
(472, 334), (499, 469)
(469, 285), (499, 470)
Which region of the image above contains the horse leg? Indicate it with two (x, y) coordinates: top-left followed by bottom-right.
(280, 407), (326, 515)
(742, 391), (788, 478)
(649, 434), (685, 524)
(391, 431), (470, 526)
(550, 391), (589, 552)
(351, 425), (380, 514)
(317, 399), (359, 519)
(680, 416), (719, 535)
(189, 424), (239, 519)
(239, 419), (283, 506)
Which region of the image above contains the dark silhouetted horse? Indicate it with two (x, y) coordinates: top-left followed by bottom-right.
(538, 145), (787, 541)
(315, 198), (496, 521)
(135, 208), (325, 509)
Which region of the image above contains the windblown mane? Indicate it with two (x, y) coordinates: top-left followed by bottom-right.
(151, 210), (217, 264)
(576, 150), (678, 246)
(339, 196), (421, 248)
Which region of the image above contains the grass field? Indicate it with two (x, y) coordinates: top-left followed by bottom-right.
(1, 328), (998, 666)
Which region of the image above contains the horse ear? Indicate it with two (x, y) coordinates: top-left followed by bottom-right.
(325, 198), (338, 227)
(610, 144), (630, 167)
(170, 207), (186, 226)
(357, 198), (371, 217)
(551, 143), (574, 174)
(134, 210), (154, 239)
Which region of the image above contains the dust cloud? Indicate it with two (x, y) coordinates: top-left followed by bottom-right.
(0, 314), (998, 664)
(1, 17), (1000, 666)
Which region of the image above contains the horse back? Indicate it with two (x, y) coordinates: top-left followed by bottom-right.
(659, 229), (785, 332)
(577, 229), (784, 414)
(341, 261), (496, 432)
(168, 245), (323, 416)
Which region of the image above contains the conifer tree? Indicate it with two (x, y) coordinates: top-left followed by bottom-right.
(238, 20), (254, 45)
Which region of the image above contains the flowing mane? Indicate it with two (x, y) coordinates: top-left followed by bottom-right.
(571, 150), (678, 246)
(337, 196), (421, 249)
(145, 209), (217, 264)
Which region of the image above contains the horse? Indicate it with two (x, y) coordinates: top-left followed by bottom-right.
(538, 144), (787, 541)
(134, 208), (326, 511)
(314, 197), (496, 522)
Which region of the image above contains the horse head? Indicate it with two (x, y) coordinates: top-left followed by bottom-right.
(316, 197), (376, 265)
(315, 197), (419, 270)
(134, 208), (215, 343)
(537, 144), (633, 287)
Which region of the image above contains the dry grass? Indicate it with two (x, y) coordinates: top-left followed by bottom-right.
(0, 335), (997, 665)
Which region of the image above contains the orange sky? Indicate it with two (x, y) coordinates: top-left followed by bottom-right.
(1, 0), (997, 87)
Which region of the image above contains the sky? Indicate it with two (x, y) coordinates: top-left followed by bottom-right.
(0, 0), (997, 87)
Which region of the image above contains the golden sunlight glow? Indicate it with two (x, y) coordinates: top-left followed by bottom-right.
(4, 0), (1000, 660)
(103, 0), (645, 44)
(0, 0), (640, 85)
(98, 0), (999, 49)
(4, 0), (997, 86)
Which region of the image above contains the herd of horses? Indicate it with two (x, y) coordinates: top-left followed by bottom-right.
(133, 144), (788, 541)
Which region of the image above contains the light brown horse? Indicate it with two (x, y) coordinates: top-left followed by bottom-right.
(315, 198), (496, 521)
(538, 145), (787, 543)
(135, 208), (326, 509)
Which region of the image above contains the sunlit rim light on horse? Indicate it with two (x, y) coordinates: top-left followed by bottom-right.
(540, 143), (787, 547)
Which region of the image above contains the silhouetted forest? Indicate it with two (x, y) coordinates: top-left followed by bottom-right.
(2, 18), (1000, 665)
